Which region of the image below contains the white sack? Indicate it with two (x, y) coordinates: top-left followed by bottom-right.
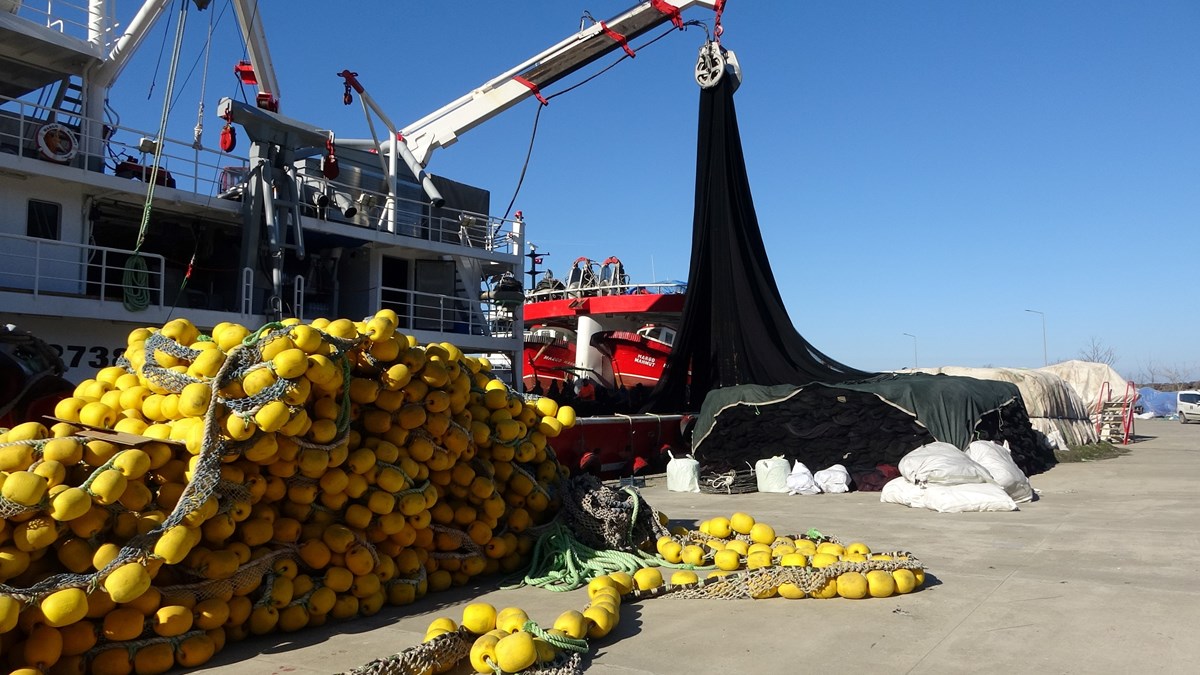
(786, 461), (821, 496)
(665, 451), (700, 493)
(813, 464), (851, 494)
(755, 456), (791, 493)
(880, 477), (924, 508)
(920, 483), (1019, 513)
(899, 442), (995, 486)
(966, 440), (1033, 503)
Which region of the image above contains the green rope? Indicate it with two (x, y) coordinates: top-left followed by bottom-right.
(123, 0), (190, 313)
(521, 620), (588, 653)
(242, 322), (285, 346)
(122, 256), (151, 312)
(622, 486), (641, 543)
(514, 521), (654, 592)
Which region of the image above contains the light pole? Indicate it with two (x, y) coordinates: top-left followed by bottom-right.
(1025, 309), (1047, 366)
(902, 333), (918, 369)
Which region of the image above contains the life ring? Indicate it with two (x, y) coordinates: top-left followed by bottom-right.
(35, 123), (79, 163)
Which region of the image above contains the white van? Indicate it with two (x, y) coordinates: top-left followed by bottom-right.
(1179, 390), (1200, 424)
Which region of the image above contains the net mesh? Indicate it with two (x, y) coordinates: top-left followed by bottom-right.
(560, 475), (669, 552)
(631, 552), (924, 600)
(338, 627), (586, 675)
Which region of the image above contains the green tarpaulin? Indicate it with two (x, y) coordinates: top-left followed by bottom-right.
(692, 373), (1032, 473)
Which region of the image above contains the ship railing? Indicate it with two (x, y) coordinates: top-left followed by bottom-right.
(299, 172), (521, 253)
(0, 232), (165, 307)
(525, 280), (687, 302)
(379, 286), (492, 337)
(4, 0), (100, 45)
(0, 93), (521, 256)
(480, 302), (517, 339)
(0, 93), (249, 199)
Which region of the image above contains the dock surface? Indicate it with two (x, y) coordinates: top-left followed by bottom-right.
(197, 418), (1200, 674)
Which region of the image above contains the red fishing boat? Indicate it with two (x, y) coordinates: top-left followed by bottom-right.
(522, 257), (685, 392)
(592, 324), (677, 388)
(519, 257), (689, 477)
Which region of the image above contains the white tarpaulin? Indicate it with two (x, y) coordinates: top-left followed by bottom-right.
(907, 365), (1099, 448)
(1040, 360), (1135, 409)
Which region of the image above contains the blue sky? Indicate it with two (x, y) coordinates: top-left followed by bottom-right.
(113, 1), (1199, 381)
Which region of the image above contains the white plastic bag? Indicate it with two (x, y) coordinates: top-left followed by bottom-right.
(880, 476), (924, 508)
(920, 483), (1018, 513)
(899, 441), (995, 486)
(786, 461), (821, 495)
(755, 456), (791, 493)
(880, 477), (1018, 512)
(665, 451), (700, 493)
(965, 440), (1033, 503)
(813, 464), (851, 494)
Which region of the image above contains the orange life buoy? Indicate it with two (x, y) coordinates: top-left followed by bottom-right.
(35, 123), (78, 163)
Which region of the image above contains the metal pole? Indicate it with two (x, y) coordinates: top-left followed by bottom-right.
(1025, 309), (1047, 366)
(903, 333), (917, 369)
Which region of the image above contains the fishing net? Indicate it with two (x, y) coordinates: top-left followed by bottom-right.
(631, 551), (924, 600)
(560, 475), (669, 552)
(340, 625), (586, 675)
(698, 468), (758, 494)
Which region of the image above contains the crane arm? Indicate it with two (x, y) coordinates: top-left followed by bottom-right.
(400, 0), (722, 166)
(231, 0), (281, 110)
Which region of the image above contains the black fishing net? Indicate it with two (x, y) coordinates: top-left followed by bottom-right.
(646, 67), (873, 414)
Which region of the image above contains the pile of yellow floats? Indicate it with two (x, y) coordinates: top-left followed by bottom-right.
(0, 312), (576, 674)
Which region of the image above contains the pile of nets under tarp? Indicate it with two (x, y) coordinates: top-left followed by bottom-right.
(1137, 387), (1181, 418)
(911, 366), (1098, 449)
(1040, 360), (1136, 410)
(690, 373), (1058, 484)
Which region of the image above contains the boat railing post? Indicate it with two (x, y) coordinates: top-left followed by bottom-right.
(32, 238), (40, 299)
(293, 275), (305, 321)
(155, 253), (164, 308)
(387, 135), (398, 235)
(241, 267), (254, 315)
(18, 99), (27, 160)
(99, 246), (107, 301)
(510, 214), (524, 256)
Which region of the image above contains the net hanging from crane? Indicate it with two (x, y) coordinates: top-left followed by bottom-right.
(646, 71), (874, 414)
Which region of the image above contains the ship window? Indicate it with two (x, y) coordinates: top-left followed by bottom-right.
(27, 200), (61, 240)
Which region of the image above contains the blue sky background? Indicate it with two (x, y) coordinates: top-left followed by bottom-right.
(112, 1), (1200, 381)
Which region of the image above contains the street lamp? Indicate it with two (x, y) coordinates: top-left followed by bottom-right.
(1025, 309), (1047, 366)
(902, 333), (918, 369)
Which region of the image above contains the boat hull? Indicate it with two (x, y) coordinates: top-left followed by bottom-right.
(521, 337), (577, 391)
(594, 330), (672, 388)
(550, 413), (688, 479)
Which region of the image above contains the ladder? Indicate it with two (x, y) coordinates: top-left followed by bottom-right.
(1094, 381), (1136, 445)
(49, 77), (85, 128)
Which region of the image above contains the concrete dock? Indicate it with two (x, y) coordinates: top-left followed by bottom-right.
(197, 418), (1200, 674)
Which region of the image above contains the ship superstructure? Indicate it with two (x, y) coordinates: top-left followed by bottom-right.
(0, 0), (524, 382)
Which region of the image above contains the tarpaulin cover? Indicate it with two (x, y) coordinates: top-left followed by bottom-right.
(644, 71), (872, 413)
(1039, 360), (1135, 408)
(1137, 387), (1179, 417)
(690, 374), (1057, 478)
(694, 373), (1019, 453)
(910, 365), (1099, 448)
